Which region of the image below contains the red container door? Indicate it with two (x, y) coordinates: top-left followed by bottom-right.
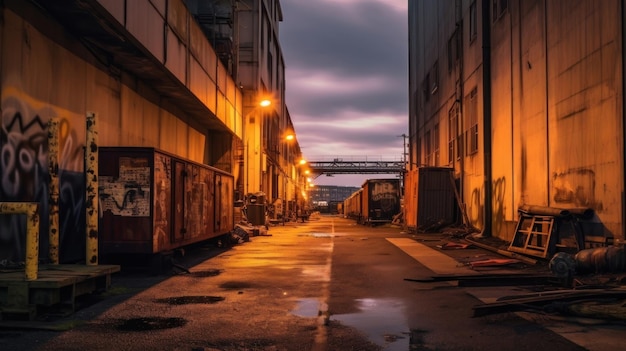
(173, 161), (186, 244)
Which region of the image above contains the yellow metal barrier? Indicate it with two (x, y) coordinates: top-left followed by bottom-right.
(0, 202), (40, 280)
(48, 117), (60, 264)
(86, 112), (99, 265)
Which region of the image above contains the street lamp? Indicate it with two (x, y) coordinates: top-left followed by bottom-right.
(243, 98), (272, 196)
(281, 132), (296, 223)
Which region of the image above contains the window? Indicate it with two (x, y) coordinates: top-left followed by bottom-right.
(493, 0), (508, 22)
(411, 137), (424, 167)
(423, 62), (439, 101)
(469, 0), (477, 42)
(423, 126), (439, 166)
(431, 61), (439, 95)
(422, 73), (430, 102)
(465, 88), (478, 155)
(448, 106), (459, 164)
(424, 131), (431, 166)
(447, 29), (461, 72)
(433, 123), (440, 165)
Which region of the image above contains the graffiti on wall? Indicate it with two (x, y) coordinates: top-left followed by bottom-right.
(468, 176), (507, 235)
(1, 91), (85, 263)
(371, 181), (398, 213)
(553, 168), (602, 210)
(154, 154), (171, 252)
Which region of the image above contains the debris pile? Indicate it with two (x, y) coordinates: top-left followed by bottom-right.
(409, 203), (626, 322)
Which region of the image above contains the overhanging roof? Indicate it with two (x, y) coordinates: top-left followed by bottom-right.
(30, 0), (231, 134)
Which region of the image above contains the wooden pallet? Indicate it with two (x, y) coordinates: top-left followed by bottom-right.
(0, 264), (120, 321)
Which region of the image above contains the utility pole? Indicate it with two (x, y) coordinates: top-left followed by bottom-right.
(398, 134), (408, 196)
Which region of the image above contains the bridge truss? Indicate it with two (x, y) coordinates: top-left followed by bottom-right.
(306, 157), (405, 178)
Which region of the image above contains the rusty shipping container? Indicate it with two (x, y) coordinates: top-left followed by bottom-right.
(98, 147), (234, 261)
(361, 179), (401, 225)
(343, 188), (363, 220)
(404, 167), (457, 232)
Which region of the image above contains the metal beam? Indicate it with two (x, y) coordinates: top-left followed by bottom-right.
(307, 159), (405, 176)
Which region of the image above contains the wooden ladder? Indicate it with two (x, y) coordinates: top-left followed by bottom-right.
(508, 214), (555, 258)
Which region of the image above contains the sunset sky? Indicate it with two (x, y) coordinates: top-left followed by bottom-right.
(280, 0), (408, 187)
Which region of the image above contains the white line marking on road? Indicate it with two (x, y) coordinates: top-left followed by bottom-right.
(313, 218), (334, 351)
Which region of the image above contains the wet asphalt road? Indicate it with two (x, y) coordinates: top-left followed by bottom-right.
(1, 215), (592, 350)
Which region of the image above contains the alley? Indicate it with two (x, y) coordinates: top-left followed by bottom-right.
(1, 216), (604, 351)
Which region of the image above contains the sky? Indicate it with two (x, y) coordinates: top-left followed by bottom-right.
(279, 0), (408, 187)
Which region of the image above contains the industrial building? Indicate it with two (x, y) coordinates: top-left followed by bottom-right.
(408, 0), (624, 242)
(0, 0), (306, 264)
(308, 185), (360, 213)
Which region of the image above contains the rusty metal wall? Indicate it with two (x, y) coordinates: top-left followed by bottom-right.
(406, 168), (455, 232)
(99, 147), (233, 259)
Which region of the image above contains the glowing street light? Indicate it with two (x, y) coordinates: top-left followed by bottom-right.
(243, 98), (273, 195)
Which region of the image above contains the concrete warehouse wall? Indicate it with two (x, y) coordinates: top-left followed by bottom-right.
(0, 1), (240, 263)
(409, 0), (624, 241)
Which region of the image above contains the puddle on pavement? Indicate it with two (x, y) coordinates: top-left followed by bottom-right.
(331, 298), (409, 351)
(291, 298), (321, 318)
(154, 296), (225, 305)
(220, 281), (254, 289)
(116, 317), (187, 331)
(298, 232), (334, 238)
(187, 269), (222, 277)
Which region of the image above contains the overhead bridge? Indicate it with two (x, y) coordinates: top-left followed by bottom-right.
(307, 157), (405, 178)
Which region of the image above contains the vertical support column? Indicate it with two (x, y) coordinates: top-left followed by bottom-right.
(85, 113), (99, 265)
(0, 203), (40, 280)
(48, 117), (60, 264)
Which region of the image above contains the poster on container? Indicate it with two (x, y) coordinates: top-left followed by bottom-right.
(99, 157), (151, 217)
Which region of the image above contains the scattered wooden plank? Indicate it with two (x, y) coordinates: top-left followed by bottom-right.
(473, 289), (626, 317)
(405, 273), (558, 287)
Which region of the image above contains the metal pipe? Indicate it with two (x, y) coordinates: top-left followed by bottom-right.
(85, 112), (99, 265)
(464, 236), (537, 265)
(622, 0), (626, 240)
(518, 204), (570, 218)
(48, 117), (60, 264)
(0, 202), (40, 280)
(481, 0), (493, 237)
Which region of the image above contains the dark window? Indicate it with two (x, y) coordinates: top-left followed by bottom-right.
(422, 73), (430, 102)
(431, 61), (439, 95)
(470, 0), (477, 42)
(465, 88), (479, 155)
(424, 131), (431, 166)
(448, 106), (459, 164)
(447, 30), (458, 72)
(493, 0), (508, 22)
(433, 123), (440, 165)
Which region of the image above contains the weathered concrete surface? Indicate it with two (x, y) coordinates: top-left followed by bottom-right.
(1, 215), (610, 350)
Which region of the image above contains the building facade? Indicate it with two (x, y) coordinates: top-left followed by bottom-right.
(409, 0), (624, 241)
(308, 185), (360, 213)
(0, 0), (303, 264)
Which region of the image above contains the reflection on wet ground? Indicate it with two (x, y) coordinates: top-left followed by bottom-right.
(292, 298), (411, 350)
(331, 298), (409, 350)
(292, 298), (321, 318)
